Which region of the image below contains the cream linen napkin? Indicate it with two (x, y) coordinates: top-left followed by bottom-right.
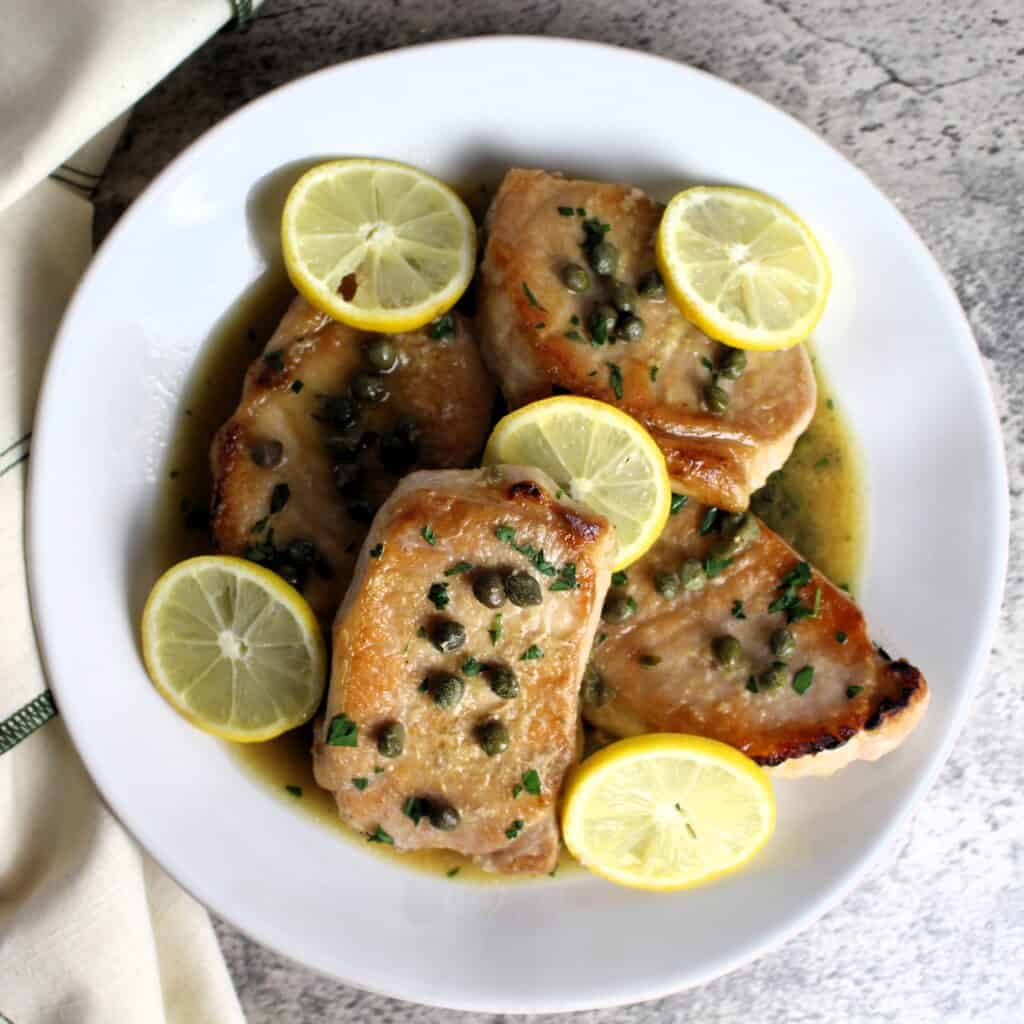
(0, 2), (266, 1021)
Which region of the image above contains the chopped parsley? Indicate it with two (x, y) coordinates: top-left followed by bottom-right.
(250, 515), (269, 535)
(626, 596), (638, 615)
(402, 796), (430, 825)
(367, 825), (394, 845)
(582, 217), (610, 245)
(826, 398), (835, 410)
(731, 599), (747, 619)
(596, 631), (608, 645)
(550, 563), (578, 592)
(369, 543), (384, 559)
(512, 783), (523, 798)
(421, 524), (437, 545)
(494, 524), (562, 577)
(611, 570), (629, 587)
(522, 281), (544, 309)
(285, 785), (302, 798)
(263, 349), (284, 371)
(427, 313), (455, 340)
(746, 676), (759, 693)
(489, 613), (503, 646)
(270, 482), (290, 514)
(522, 769), (542, 795)
(564, 329), (585, 343)
(836, 631), (848, 644)
(461, 656), (483, 676)
(576, 207), (585, 216)
(591, 314), (610, 346)
(416, 626), (428, 639)
(699, 507), (719, 534)
(638, 654), (662, 667)
(703, 554), (733, 578)
(520, 645), (544, 661)
(877, 646), (893, 661)
(505, 819), (525, 840)
(815, 456), (830, 469)
(352, 777), (369, 791)
(444, 560), (473, 576)
(792, 666), (815, 695)
(326, 713), (358, 747)
(427, 582), (450, 610)
(607, 362), (623, 400)
(768, 561), (815, 621)
(446, 867), (461, 878)
(570, 314), (581, 325)
(670, 493), (688, 515)
(290, 379), (304, 393)
(557, 205), (574, 216)
(846, 685), (863, 699)
(700, 356), (713, 370)
(649, 364), (660, 382)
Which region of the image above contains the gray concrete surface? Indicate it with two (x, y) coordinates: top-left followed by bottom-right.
(95, 1), (1024, 1021)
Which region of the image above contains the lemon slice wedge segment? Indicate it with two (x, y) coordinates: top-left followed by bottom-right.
(141, 556), (326, 742)
(483, 396), (671, 571)
(562, 734), (776, 891)
(282, 158), (476, 333)
(657, 185), (830, 351)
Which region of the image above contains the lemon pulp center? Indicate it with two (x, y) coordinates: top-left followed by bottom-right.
(218, 630), (248, 660)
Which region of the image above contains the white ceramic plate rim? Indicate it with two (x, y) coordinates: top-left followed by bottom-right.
(28, 37), (1009, 1012)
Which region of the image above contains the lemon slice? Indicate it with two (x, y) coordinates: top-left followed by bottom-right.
(656, 185), (831, 351)
(281, 158), (476, 333)
(562, 734), (775, 891)
(483, 395), (671, 571)
(141, 556), (326, 742)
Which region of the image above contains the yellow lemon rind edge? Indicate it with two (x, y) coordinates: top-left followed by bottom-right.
(482, 395), (672, 571)
(561, 733), (776, 892)
(141, 555), (327, 744)
(281, 158), (477, 334)
(656, 185), (832, 353)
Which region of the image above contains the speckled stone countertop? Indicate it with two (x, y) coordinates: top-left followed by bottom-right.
(95, 2), (1023, 1020)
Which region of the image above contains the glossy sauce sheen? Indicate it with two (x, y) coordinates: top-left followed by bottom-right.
(155, 270), (864, 879)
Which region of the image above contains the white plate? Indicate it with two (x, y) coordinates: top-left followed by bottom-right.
(28, 37), (1007, 1012)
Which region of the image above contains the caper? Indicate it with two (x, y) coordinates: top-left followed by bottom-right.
(283, 539), (316, 565)
(717, 348), (747, 380)
(488, 666), (520, 699)
(757, 661), (788, 691)
(561, 263), (591, 293)
(430, 673), (465, 709)
(616, 313), (645, 342)
(654, 570), (680, 599)
(588, 240), (619, 277)
(319, 395), (359, 428)
(332, 461), (363, 494)
(377, 722), (405, 758)
(250, 439), (283, 468)
(473, 570), (507, 609)
(580, 663), (612, 707)
(505, 572), (542, 607)
(365, 337), (398, 373)
(431, 620), (467, 653)
(477, 719), (510, 756)
(325, 423), (363, 459)
(704, 383), (729, 414)
(275, 561), (306, 591)
(351, 373), (389, 403)
(711, 513), (761, 559)
(429, 804), (461, 831)
(637, 268), (666, 299)
(711, 634), (744, 670)
(610, 281), (638, 313)
(678, 558), (707, 592)
(589, 304), (618, 342)
(770, 628), (796, 658)
(602, 594), (634, 624)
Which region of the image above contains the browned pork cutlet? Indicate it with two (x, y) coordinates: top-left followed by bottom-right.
(312, 466), (616, 873)
(210, 297), (494, 624)
(477, 169), (817, 511)
(584, 501), (929, 776)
